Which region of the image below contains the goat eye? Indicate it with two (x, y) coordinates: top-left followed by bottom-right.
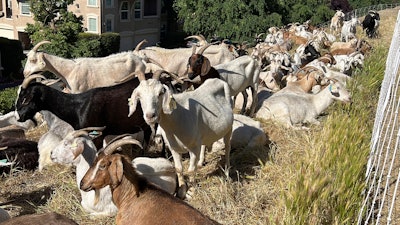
(99, 164), (106, 170)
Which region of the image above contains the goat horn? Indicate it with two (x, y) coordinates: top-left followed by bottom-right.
(256, 33), (265, 38)
(103, 135), (143, 155)
(184, 35), (206, 42)
(152, 70), (164, 80)
(21, 74), (46, 89)
(134, 39), (147, 52)
(32, 40), (51, 52)
(197, 44), (212, 55)
(40, 78), (61, 86)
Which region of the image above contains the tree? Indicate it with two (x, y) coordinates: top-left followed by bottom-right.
(25, 0), (83, 58)
(173, 0), (284, 42)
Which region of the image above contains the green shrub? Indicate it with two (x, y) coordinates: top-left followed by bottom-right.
(99, 32), (120, 56)
(0, 87), (18, 114)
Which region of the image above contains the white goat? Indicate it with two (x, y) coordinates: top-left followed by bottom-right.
(255, 81), (352, 129)
(23, 41), (146, 93)
(51, 129), (177, 217)
(37, 110), (74, 171)
(0, 111), (35, 130)
(341, 17), (360, 42)
(134, 41), (235, 76)
(128, 76), (233, 199)
(213, 114), (267, 151)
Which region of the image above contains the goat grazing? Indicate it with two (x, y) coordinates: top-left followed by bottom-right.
(80, 145), (220, 225)
(341, 17), (360, 42)
(128, 74), (233, 199)
(0, 212), (78, 225)
(15, 75), (151, 149)
(187, 44), (261, 115)
(330, 10), (345, 35)
(23, 41), (146, 93)
(255, 80), (351, 129)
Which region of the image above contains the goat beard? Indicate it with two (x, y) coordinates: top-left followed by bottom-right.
(93, 189), (100, 205)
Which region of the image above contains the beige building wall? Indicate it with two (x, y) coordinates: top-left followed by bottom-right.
(0, 0), (163, 51)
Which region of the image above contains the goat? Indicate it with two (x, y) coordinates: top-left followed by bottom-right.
(23, 41), (146, 93)
(133, 37), (235, 76)
(80, 144), (221, 225)
(331, 39), (372, 56)
(330, 38), (359, 52)
(362, 10), (380, 38)
(0, 212), (78, 225)
(330, 10), (345, 35)
(0, 137), (38, 173)
(0, 208), (10, 223)
(0, 111), (35, 130)
(213, 114), (267, 150)
(128, 74), (233, 199)
(255, 80), (351, 130)
(341, 17), (360, 42)
(51, 129), (177, 217)
(37, 110), (74, 171)
(187, 44), (261, 116)
(14, 75), (151, 150)
(0, 125), (26, 140)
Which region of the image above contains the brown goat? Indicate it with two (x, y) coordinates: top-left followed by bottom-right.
(0, 212), (78, 225)
(80, 139), (220, 225)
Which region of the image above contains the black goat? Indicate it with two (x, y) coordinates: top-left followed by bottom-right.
(362, 10), (380, 38)
(15, 75), (151, 149)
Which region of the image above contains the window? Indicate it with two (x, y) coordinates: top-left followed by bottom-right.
(88, 0), (97, 7)
(120, 1), (129, 21)
(134, 1), (141, 19)
(105, 15), (114, 32)
(87, 16), (98, 33)
(6, 0), (12, 18)
(143, 0), (157, 17)
(105, 0), (113, 8)
(19, 0), (31, 15)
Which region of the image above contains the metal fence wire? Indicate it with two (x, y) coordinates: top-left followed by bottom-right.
(356, 7), (400, 225)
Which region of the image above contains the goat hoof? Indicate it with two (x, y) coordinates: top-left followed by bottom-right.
(185, 187), (196, 201)
(177, 185), (188, 199)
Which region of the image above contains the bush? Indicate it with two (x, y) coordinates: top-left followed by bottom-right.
(99, 33), (120, 56)
(72, 33), (101, 58)
(0, 87), (18, 114)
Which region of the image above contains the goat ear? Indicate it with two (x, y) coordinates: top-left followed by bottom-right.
(110, 156), (124, 188)
(162, 85), (176, 114)
(200, 58), (211, 76)
(128, 89), (139, 117)
(71, 140), (85, 160)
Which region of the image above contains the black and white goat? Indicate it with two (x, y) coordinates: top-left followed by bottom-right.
(362, 10), (380, 38)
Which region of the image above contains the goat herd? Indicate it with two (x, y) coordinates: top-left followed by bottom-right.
(0, 9), (380, 224)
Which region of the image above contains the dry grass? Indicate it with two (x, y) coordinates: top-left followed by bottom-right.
(0, 6), (399, 224)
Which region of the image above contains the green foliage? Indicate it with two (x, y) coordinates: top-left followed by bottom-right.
(26, 0), (83, 58)
(173, 0), (284, 42)
(0, 87), (18, 114)
(99, 33), (121, 56)
(0, 38), (25, 81)
(72, 33), (101, 58)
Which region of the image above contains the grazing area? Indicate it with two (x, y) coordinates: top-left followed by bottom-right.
(0, 6), (398, 225)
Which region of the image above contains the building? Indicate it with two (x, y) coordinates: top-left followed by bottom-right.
(0, 0), (168, 51)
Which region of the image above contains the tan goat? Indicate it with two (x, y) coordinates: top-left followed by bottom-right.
(80, 138), (221, 225)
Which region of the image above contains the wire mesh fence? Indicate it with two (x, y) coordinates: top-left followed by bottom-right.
(357, 9), (400, 225)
